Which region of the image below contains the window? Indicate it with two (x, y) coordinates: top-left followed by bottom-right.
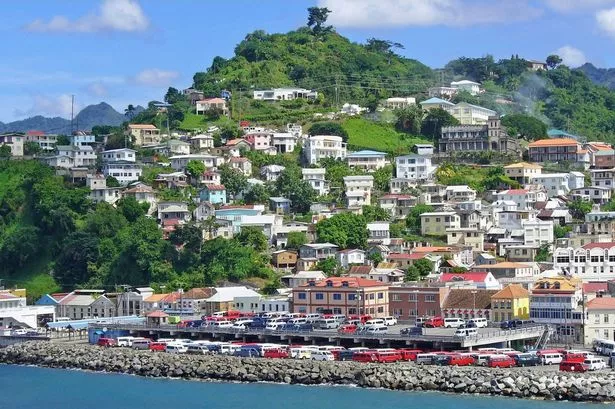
(425, 295), (436, 303)
(605, 314), (610, 324)
(315, 293), (324, 300)
(298, 293), (306, 300)
(333, 294), (342, 301)
(369, 293), (375, 300)
(408, 294), (417, 301)
(348, 294), (356, 301)
(377, 293), (384, 299)
(377, 306), (384, 313)
(392, 294), (401, 302)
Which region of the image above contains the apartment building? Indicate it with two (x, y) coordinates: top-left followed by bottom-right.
(504, 162), (542, 184)
(554, 242), (615, 281)
(528, 138), (588, 168)
(127, 124), (161, 147)
(395, 154), (436, 182)
(347, 150), (387, 170)
(343, 175), (374, 208)
(301, 168), (329, 196)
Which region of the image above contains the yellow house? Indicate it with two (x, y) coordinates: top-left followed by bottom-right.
(126, 124), (161, 147)
(503, 162), (543, 184)
(420, 211), (461, 236)
(491, 284), (530, 322)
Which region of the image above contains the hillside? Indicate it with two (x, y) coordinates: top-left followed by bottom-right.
(577, 63), (615, 90)
(0, 102), (136, 134)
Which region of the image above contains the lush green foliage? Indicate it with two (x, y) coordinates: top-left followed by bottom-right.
(286, 231), (308, 249)
(315, 213), (368, 249)
(501, 114), (548, 140)
(405, 204), (433, 233)
(342, 118), (430, 154)
(308, 122), (349, 142)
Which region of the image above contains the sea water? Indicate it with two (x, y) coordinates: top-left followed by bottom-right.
(0, 365), (595, 409)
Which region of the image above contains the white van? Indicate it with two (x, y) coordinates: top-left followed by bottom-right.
(131, 339), (150, 350)
(467, 318), (488, 328)
(541, 353), (563, 365)
(331, 314), (347, 323)
(365, 319), (385, 326)
(317, 319), (340, 329)
(165, 343), (187, 354)
(383, 316), (398, 326)
(444, 318), (466, 328)
(364, 325), (388, 335)
(116, 336), (135, 347)
(311, 350), (335, 361)
(290, 347), (312, 359)
(454, 328), (478, 337)
(209, 320), (233, 329)
(265, 321), (286, 331)
(305, 313), (321, 323)
(584, 357), (607, 371)
(416, 353), (437, 365)
(288, 318), (307, 325)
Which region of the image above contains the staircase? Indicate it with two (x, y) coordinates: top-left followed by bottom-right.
(533, 325), (555, 350)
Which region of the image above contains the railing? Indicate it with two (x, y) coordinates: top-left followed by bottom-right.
(460, 325), (546, 345)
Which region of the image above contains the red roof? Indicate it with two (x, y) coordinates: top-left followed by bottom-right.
(440, 272), (489, 283)
(204, 184), (226, 191)
(226, 138), (250, 146)
(27, 130), (45, 137)
(51, 293), (70, 301)
(583, 282), (608, 293)
(230, 157), (249, 163)
(582, 242), (615, 250)
(147, 310), (170, 318)
(300, 277), (385, 288)
(504, 189), (528, 195)
(389, 253), (415, 260)
(162, 219), (181, 227)
(587, 297), (615, 310)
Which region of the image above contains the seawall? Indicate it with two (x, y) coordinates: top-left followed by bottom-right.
(2, 342), (615, 402)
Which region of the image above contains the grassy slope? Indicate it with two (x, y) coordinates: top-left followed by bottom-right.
(180, 113), (207, 130)
(343, 118), (431, 154)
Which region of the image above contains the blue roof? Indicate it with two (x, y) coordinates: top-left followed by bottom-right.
(547, 129), (579, 139)
(420, 97), (454, 105)
(347, 150), (386, 157)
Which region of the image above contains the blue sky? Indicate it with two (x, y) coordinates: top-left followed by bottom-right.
(3, 0), (615, 122)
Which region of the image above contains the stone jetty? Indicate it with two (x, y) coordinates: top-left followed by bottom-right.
(2, 342), (615, 402)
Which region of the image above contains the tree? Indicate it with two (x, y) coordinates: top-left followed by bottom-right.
(0, 145), (11, 159)
(535, 244), (551, 262)
(117, 196), (149, 222)
(501, 114), (547, 140)
(55, 135), (71, 146)
(186, 160), (206, 180)
(105, 176), (120, 188)
(169, 224), (203, 253)
(307, 7), (332, 36)
(0, 225), (40, 276)
(406, 204), (433, 232)
(85, 203), (128, 239)
(262, 276), (281, 295)
(244, 183), (270, 204)
(24, 141), (42, 156)
(390, 221), (405, 238)
(362, 205), (390, 222)
(421, 108), (459, 140)
(554, 224), (572, 239)
(412, 258), (434, 277)
(546, 54), (563, 70)
(395, 105), (424, 134)
(286, 231), (308, 249)
(568, 199), (593, 220)
(164, 87), (182, 104)
(367, 252), (383, 266)
(315, 257), (338, 276)
(275, 167), (317, 214)
(125, 104), (137, 120)
(307, 122), (349, 142)
(236, 226), (268, 252)
(316, 213), (368, 249)
(54, 232), (99, 290)
(405, 265), (420, 282)
(219, 164), (248, 198)
(373, 165), (394, 191)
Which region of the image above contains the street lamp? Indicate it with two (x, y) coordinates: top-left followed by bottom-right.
(305, 289), (311, 314)
(412, 290), (419, 325)
(471, 290), (478, 319)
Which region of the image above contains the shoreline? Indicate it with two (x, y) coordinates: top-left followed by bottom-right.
(2, 342), (615, 402)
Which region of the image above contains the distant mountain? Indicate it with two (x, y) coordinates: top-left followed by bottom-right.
(576, 63), (615, 90)
(0, 102), (145, 134)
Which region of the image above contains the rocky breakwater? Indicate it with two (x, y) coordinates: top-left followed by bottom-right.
(2, 342), (615, 402)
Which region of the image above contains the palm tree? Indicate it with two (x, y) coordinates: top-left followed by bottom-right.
(124, 104), (136, 120)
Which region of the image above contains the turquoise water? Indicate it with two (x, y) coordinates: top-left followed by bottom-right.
(0, 365), (594, 409)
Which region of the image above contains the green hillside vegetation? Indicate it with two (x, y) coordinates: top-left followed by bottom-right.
(342, 117), (430, 153)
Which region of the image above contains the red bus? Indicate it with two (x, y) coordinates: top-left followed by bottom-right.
(375, 350), (402, 363)
(352, 350), (379, 363)
(398, 349), (422, 361)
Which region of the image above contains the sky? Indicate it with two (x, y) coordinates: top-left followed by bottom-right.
(3, 0), (615, 122)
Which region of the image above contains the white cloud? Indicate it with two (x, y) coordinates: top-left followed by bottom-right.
(543, 0), (615, 12)
(554, 46), (587, 67)
(131, 69), (179, 87)
(85, 82), (108, 97)
(597, 7), (615, 37)
(14, 94), (77, 119)
(24, 0), (149, 33)
(318, 0), (542, 27)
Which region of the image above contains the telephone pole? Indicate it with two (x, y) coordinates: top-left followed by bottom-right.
(70, 95), (75, 135)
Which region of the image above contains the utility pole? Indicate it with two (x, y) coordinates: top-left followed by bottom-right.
(70, 95), (75, 135)
(334, 77), (340, 109)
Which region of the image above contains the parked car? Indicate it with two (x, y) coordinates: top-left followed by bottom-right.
(466, 318), (488, 328)
(263, 348), (289, 359)
(444, 318), (465, 328)
(265, 321), (286, 331)
(432, 354), (452, 365)
(295, 323), (314, 332)
(365, 319), (385, 327)
(305, 313), (322, 323)
(348, 314), (372, 324)
(560, 360), (589, 372)
(400, 326), (423, 336)
(454, 328), (478, 337)
(289, 347), (312, 360)
(165, 343), (188, 354)
(131, 339), (151, 350)
(186, 344), (210, 355)
(333, 350), (355, 361)
(338, 324), (358, 334)
(584, 357), (607, 371)
(375, 350), (402, 363)
(316, 319), (340, 330)
(382, 316), (398, 326)
(116, 336), (135, 347)
(149, 342), (166, 352)
(447, 354), (475, 366)
(415, 353), (437, 365)
(232, 320), (253, 330)
(311, 350), (335, 361)
(423, 317), (444, 328)
(363, 325), (388, 335)
(487, 355), (516, 368)
(398, 349), (422, 361)
(514, 353), (541, 367)
(541, 353), (564, 365)
(97, 337), (117, 347)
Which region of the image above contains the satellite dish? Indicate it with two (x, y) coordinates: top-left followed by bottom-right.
(102, 327), (108, 332)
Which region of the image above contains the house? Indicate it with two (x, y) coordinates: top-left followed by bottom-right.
(302, 168), (329, 196)
(245, 133), (273, 152)
(584, 297), (615, 346)
(26, 130), (57, 152)
(383, 97), (416, 109)
(201, 170), (221, 186)
(439, 272), (501, 290)
(346, 150), (387, 171)
(414, 144), (435, 155)
(203, 218), (234, 240)
(428, 86), (458, 99)
(268, 197), (291, 215)
(347, 265), (404, 284)
(496, 189), (546, 210)
(522, 218), (554, 246)
(102, 148), (136, 163)
(395, 154), (436, 182)
(253, 88), (317, 101)
(304, 135), (347, 165)
(527, 60), (547, 71)
(528, 138), (587, 168)
(272, 132), (297, 154)
(299, 243), (339, 260)
(442, 289), (498, 320)
(180, 288), (216, 314)
(388, 253), (420, 270)
(420, 97), (455, 111)
(554, 242), (615, 281)
(292, 277), (389, 317)
(1, 291), (55, 328)
(491, 285), (530, 322)
(446, 228), (484, 252)
(146, 139), (191, 156)
(157, 201), (191, 223)
(240, 214), (282, 242)
(378, 194), (417, 219)
(225, 138), (252, 154)
(272, 221), (308, 248)
(127, 124), (161, 147)
(367, 222), (390, 244)
(529, 173), (581, 197)
(504, 162), (543, 184)
(229, 157), (252, 176)
(446, 102), (495, 125)
(183, 88), (205, 104)
(281, 271), (326, 288)
(40, 154), (74, 169)
(336, 249), (366, 269)
(215, 204), (265, 233)
(56, 290), (115, 319)
(389, 285), (449, 321)
(196, 98), (228, 115)
(420, 211), (461, 236)
(260, 164), (285, 182)
(438, 116), (520, 155)
(170, 154), (223, 172)
(343, 175), (374, 208)
(154, 172), (188, 189)
(57, 145), (96, 167)
(570, 186), (611, 204)
(593, 148), (615, 169)
(69, 131), (95, 147)
(471, 261), (538, 279)
(87, 175), (122, 205)
(192, 201), (215, 222)
(190, 134), (214, 151)
(199, 184), (227, 205)
(102, 161), (142, 186)
(446, 185), (477, 202)
(272, 250), (298, 269)
(202, 286), (261, 316)
(591, 168), (615, 190)
(122, 183), (156, 213)
(450, 80), (482, 96)
(116, 287), (154, 316)
(530, 276), (584, 343)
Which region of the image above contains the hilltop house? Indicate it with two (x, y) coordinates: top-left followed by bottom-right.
(126, 124), (161, 147)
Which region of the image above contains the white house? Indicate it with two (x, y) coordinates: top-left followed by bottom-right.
(170, 154), (223, 171)
(343, 175), (374, 208)
(302, 168), (329, 196)
(395, 154), (436, 182)
(570, 186), (612, 204)
(420, 211), (462, 236)
(102, 162), (142, 186)
(240, 214), (283, 242)
(157, 201), (191, 223)
(253, 88), (317, 101)
(554, 242), (615, 281)
(57, 145), (96, 167)
(420, 97), (455, 111)
(272, 132), (297, 154)
(446, 185), (477, 202)
(336, 249), (366, 269)
(102, 148), (136, 163)
(0, 291), (55, 328)
(445, 102), (496, 125)
(260, 165), (285, 182)
(196, 98), (228, 115)
(591, 168), (615, 189)
(123, 183), (157, 214)
(190, 134), (214, 151)
(41, 154), (74, 169)
(0, 133), (24, 157)
(304, 135), (347, 165)
(450, 80), (482, 96)
(529, 172), (584, 197)
(87, 175), (122, 205)
(522, 218), (554, 246)
(496, 189), (546, 210)
(367, 222), (390, 244)
(346, 150), (387, 171)
(383, 97), (416, 109)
